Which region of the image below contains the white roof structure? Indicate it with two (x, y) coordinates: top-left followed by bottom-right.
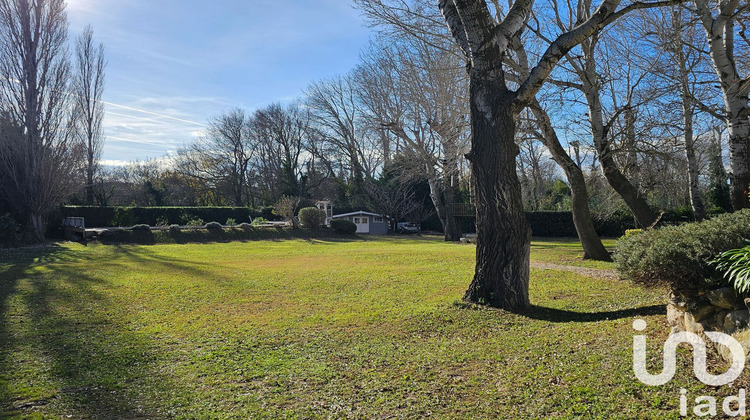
(332, 211), (388, 219)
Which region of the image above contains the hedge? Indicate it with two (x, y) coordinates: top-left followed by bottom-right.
(614, 209), (750, 292)
(60, 206), (279, 228)
(96, 225), (354, 245)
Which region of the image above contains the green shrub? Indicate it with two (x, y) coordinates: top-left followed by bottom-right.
(298, 207), (326, 229)
(132, 224), (151, 231)
(251, 217), (268, 226)
(169, 224), (181, 233)
(114, 207), (136, 227)
(614, 209), (750, 292)
(226, 218), (237, 227)
(624, 229), (643, 237)
(331, 219), (356, 234)
(186, 218), (204, 227)
(205, 221), (223, 230)
(0, 213), (19, 243)
(713, 243), (750, 294)
(62, 206), (279, 227)
(238, 223), (252, 230)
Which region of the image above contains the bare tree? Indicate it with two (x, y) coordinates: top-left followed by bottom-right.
(252, 103), (311, 199)
(177, 109), (254, 206)
(72, 25), (106, 205)
(0, 0), (78, 242)
(355, 34), (470, 241)
(531, 4), (661, 228)
(694, 0), (750, 210)
(363, 176), (423, 232)
(640, 6), (713, 220)
(306, 75), (379, 190)
(435, 0), (682, 309)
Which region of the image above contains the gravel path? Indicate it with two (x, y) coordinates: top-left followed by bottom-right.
(531, 261), (619, 280)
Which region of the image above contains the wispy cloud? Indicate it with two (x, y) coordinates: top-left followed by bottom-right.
(66, 0), (372, 163)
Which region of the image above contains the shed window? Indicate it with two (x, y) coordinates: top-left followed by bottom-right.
(354, 217), (360, 224)
(374, 216), (384, 223)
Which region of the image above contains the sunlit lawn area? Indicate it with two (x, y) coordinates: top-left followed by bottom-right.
(0, 236), (743, 418)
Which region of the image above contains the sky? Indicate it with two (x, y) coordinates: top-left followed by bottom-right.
(65, 0), (374, 166)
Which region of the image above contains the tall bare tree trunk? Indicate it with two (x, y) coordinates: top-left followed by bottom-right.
(530, 101), (611, 261)
(682, 100), (706, 221)
(580, 40), (658, 228)
(0, 0), (75, 242)
(695, 0), (750, 210)
(442, 185), (462, 241)
(727, 99), (750, 209)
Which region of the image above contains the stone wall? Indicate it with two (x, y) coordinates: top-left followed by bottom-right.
(668, 287), (750, 360)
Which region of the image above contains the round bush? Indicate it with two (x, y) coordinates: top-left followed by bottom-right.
(331, 219), (356, 234)
(131, 224), (151, 231)
(205, 221), (223, 230)
(298, 207), (326, 229)
(238, 223), (253, 230)
(614, 209), (750, 292)
(168, 224), (181, 233)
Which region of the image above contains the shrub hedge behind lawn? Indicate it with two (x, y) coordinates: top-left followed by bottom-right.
(59, 206), (279, 228)
(97, 225), (355, 245)
(614, 209), (750, 292)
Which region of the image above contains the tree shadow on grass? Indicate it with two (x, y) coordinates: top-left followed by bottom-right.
(0, 245), (177, 418)
(518, 304), (664, 323)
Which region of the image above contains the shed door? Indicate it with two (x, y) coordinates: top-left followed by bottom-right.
(353, 216), (369, 233)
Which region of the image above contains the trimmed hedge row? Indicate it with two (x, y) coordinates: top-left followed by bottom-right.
(96, 225), (355, 245)
(60, 206), (279, 227)
(526, 210), (694, 237)
(614, 209), (750, 292)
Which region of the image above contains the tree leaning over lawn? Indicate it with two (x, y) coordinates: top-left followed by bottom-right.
(437, 0), (683, 309)
(0, 0), (78, 242)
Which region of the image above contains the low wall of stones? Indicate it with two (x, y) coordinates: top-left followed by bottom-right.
(668, 287), (750, 360)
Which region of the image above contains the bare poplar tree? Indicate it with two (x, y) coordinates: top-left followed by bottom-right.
(0, 0), (78, 242)
(72, 25), (106, 205)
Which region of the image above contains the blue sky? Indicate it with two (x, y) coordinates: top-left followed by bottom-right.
(66, 0), (373, 165)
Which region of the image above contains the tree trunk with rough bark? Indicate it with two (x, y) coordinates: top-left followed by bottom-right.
(442, 186), (462, 241)
(462, 68), (531, 309)
(437, 0), (682, 309)
(727, 100), (750, 210)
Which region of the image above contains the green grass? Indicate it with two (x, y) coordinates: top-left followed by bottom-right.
(530, 238), (618, 269)
(0, 237), (743, 418)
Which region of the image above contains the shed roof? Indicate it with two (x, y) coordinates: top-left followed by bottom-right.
(332, 211), (388, 219)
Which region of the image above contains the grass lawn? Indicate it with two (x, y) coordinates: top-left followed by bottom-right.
(0, 236), (745, 418)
